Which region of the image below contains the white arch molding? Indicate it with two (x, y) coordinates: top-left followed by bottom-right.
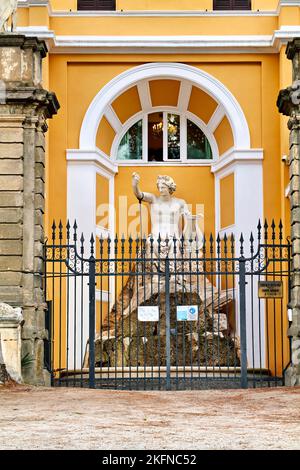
(67, 62), (264, 370)
(79, 62), (251, 150)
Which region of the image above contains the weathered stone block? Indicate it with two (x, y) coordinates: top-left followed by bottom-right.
(34, 288), (45, 305)
(289, 143), (300, 160)
(0, 159), (23, 175)
(290, 131), (300, 147)
(291, 273), (300, 288)
(0, 127), (23, 143)
(0, 271), (22, 286)
(34, 194), (45, 213)
(290, 158), (300, 177)
(293, 253), (300, 271)
(0, 192), (23, 208)
(34, 209), (44, 227)
(0, 143), (23, 159)
(0, 224), (23, 240)
(0, 303), (23, 383)
(0, 175), (23, 191)
(34, 225), (44, 242)
(291, 222), (300, 241)
(0, 286), (23, 306)
(35, 162), (45, 180)
(35, 149), (45, 165)
(0, 255), (22, 271)
(291, 207), (300, 224)
(291, 193), (300, 210)
(0, 47), (21, 82)
(35, 178), (44, 195)
(34, 257), (44, 274)
(35, 132), (45, 150)
(290, 175), (300, 193)
(0, 208), (22, 223)
(0, 240), (22, 256)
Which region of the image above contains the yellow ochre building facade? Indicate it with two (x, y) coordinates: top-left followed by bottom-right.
(16, 0), (295, 245)
(14, 0), (300, 382)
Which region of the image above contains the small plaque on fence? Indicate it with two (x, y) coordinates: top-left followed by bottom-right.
(258, 281), (283, 299)
(177, 306), (198, 321)
(138, 306), (159, 322)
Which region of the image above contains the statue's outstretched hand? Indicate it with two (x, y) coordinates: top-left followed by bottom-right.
(132, 172), (140, 186)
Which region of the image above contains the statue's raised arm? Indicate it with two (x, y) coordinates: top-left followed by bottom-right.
(0, 1), (18, 33)
(132, 172), (155, 203)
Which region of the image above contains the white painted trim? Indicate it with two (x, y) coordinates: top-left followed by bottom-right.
(104, 105), (122, 134)
(96, 225), (111, 239)
(137, 81), (152, 111)
(218, 225), (236, 239)
(48, 34), (275, 54)
(95, 290), (109, 303)
(180, 113), (187, 161)
(67, 148), (118, 176)
(142, 114), (148, 163)
(163, 111), (168, 162)
(79, 63), (250, 151)
(177, 81), (192, 111)
(211, 149), (264, 174)
(110, 108), (219, 164)
(186, 111), (219, 159)
(15, 27), (300, 54)
(207, 105), (225, 134)
(213, 149), (265, 369)
(18, 0), (52, 14)
(48, 11), (278, 18)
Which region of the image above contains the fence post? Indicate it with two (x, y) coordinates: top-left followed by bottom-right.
(89, 253), (96, 389)
(239, 255), (248, 389)
(165, 257), (171, 391)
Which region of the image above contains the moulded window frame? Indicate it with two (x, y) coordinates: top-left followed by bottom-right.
(113, 108), (218, 165)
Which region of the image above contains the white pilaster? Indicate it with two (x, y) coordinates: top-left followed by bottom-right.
(212, 148), (265, 369)
(66, 149), (118, 369)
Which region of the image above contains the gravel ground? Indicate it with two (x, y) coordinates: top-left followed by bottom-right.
(0, 385), (299, 450)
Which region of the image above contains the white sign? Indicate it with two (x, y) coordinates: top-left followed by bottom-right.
(138, 306), (159, 322)
(177, 305), (198, 321)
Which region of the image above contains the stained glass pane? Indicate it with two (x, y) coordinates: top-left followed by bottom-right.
(168, 113), (180, 160)
(117, 120), (143, 160)
(187, 119), (212, 160)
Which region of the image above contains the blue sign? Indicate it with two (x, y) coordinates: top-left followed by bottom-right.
(176, 306), (198, 321)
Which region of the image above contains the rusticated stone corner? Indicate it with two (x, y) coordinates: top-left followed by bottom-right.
(0, 35), (59, 386)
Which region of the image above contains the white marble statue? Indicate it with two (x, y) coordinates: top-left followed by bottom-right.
(132, 172), (191, 240)
(0, 0), (18, 33)
(132, 172), (203, 255)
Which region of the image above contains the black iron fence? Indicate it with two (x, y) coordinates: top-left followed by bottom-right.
(45, 220), (291, 390)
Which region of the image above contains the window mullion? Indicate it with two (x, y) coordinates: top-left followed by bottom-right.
(180, 115), (187, 162)
(163, 112), (168, 162)
(143, 114), (148, 162)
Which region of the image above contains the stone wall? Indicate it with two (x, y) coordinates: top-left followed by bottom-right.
(277, 39), (300, 386)
(0, 35), (59, 385)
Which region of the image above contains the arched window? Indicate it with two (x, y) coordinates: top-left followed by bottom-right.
(117, 120), (143, 160)
(116, 112), (213, 162)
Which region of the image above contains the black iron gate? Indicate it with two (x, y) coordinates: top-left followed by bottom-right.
(45, 220), (291, 390)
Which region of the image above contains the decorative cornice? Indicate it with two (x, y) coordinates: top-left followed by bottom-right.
(0, 34), (48, 57)
(277, 87), (297, 116)
(67, 149), (118, 176)
(211, 149), (264, 174)
(3, 88), (60, 118)
(14, 27), (300, 54)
